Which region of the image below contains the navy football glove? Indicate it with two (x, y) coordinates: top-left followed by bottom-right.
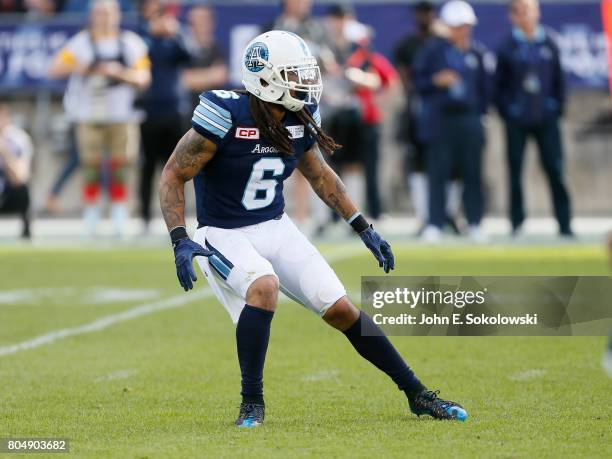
(359, 225), (395, 273)
(173, 238), (213, 291)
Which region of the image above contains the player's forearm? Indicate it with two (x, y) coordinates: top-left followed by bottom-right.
(310, 167), (358, 221)
(159, 167), (187, 231)
(158, 130), (216, 231)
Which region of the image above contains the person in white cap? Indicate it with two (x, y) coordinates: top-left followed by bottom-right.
(412, 0), (492, 243)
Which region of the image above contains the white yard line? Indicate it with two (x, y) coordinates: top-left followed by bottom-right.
(94, 369), (137, 382)
(302, 369), (340, 382)
(508, 369), (547, 382)
(0, 245), (363, 358)
(0, 290), (213, 358)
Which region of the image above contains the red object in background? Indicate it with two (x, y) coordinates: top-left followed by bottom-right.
(346, 46), (398, 125)
(109, 159), (127, 202)
(164, 0), (181, 17)
(82, 183), (101, 203)
(603, 0), (612, 99)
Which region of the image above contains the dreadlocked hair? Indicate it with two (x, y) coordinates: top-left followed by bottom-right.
(295, 106), (342, 156)
(246, 92), (342, 156)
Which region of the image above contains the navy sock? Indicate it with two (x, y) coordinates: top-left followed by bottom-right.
(343, 311), (425, 400)
(236, 304), (274, 405)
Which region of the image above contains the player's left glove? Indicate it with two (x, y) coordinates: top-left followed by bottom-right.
(359, 225), (395, 273)
(170, 227), (213, 291)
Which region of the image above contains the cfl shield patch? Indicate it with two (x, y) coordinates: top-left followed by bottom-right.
(286, 125), (305, 139)
(244, 42), (269, 73)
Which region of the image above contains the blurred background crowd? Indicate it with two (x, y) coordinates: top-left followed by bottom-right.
(0, 0), (610, 242)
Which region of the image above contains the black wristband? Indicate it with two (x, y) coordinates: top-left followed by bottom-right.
(170, 226), (189, 245)
(348, 213), (370, 234)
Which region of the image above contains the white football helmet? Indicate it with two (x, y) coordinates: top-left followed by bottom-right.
(241, 30), (323, 112)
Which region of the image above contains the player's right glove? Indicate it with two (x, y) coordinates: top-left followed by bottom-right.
(171, 227), (213, 291)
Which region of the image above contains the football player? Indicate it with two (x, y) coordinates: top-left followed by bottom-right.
(159, 30), (467, 427)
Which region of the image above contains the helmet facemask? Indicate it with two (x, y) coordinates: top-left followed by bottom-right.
(273, 60), (322, 111)
(242, 42), (322, 112)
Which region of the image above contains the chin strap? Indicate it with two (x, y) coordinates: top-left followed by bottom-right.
(279, 92), (305, 112)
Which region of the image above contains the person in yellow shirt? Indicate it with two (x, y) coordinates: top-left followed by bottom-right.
(49, 0), (151, 236)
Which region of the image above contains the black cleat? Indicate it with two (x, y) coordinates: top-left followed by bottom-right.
(235, 402), (265, 428)
(409, 390), (468, 421)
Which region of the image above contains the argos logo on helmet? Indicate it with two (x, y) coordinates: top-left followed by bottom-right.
(244, 42), (269, 73)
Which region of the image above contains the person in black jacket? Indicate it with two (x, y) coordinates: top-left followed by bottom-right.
(495, 0), (572, 237)
(138, 0), (191, 233)
(394, 1), (442, 235)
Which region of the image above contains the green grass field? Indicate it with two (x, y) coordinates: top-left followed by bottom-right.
(1, 243), (611, 458)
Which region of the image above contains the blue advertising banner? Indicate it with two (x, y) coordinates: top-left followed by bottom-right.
(0, 20), (79, 91)
(0, 2), (607, 92)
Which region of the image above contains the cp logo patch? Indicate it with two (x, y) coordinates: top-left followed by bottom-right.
(244, 42), (269, 73)
(236, 127), (260, 139)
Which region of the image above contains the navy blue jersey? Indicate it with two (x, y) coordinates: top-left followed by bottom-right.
(190, 90), (321, 229)
(412, 37), (492, 143)
(495, 27), (565, 126)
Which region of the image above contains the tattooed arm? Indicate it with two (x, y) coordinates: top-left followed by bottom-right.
(159, 129), (217, 231)
(299, 144), (395, 273)
(297, 144), (358, 220)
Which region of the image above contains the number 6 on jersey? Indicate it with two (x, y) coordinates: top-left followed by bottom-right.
(241, 157), (285, 210)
